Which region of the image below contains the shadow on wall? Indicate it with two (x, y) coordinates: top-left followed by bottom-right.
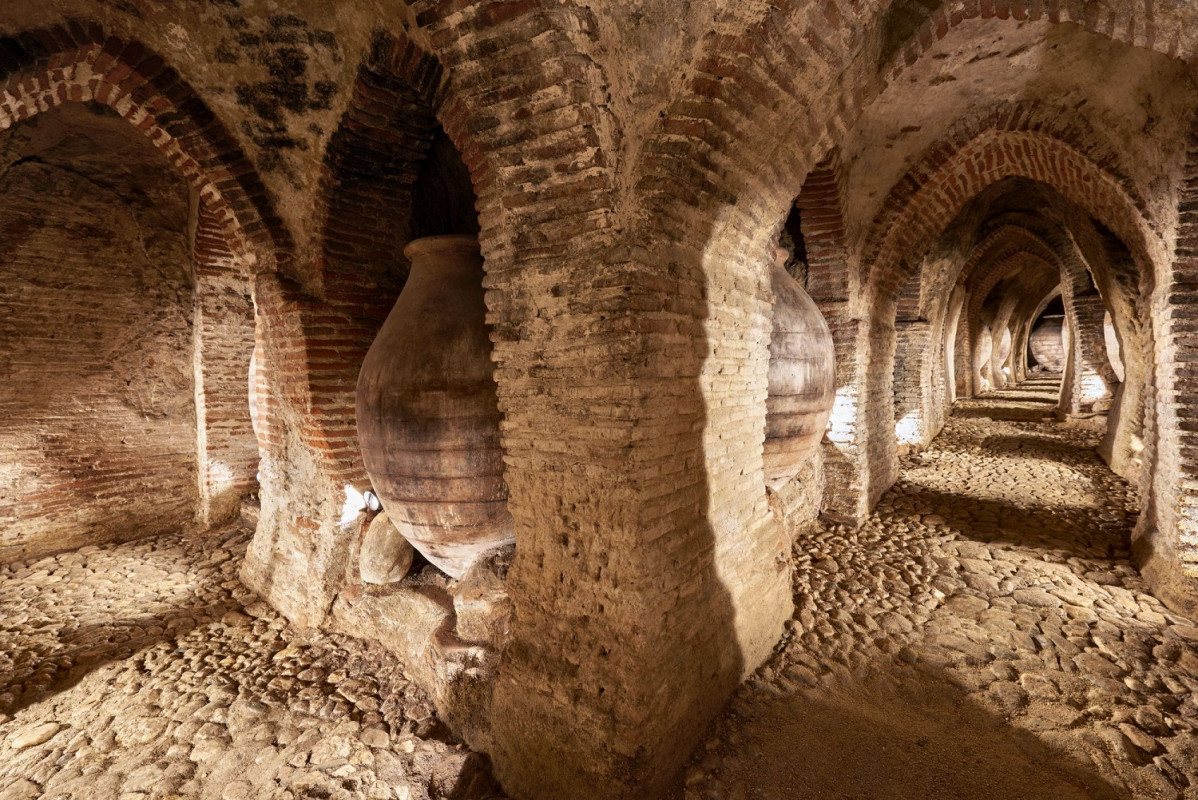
(0, 135), (199, 563)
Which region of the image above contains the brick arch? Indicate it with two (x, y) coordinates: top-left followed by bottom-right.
(627, 2), (1182, 527)
(957, 226), (1064, 297)
(960, 214), (1124, 395)
(893, 222), (1064, 448)
(259, 32), (451, 497)
(948, 228), (1063, 391)
(244, 7), (735, 797)
(637, 1), (1187, 246)
(853, 129), (1145, 478)
(0, 22), (291, 273)
(922, 206), (1132, 365)
(256, 13), (622, 495)
(961, 249), (1059, 390)
(971, 215), (1101, 304)
(922, 210), (1121, 410)
(0, 24), (274, 531)
(864, 124), (1152, 300)
(1021, 286), (1066, 351)
(965, 248), (1060, 328)
(995, 266), (1065, 382)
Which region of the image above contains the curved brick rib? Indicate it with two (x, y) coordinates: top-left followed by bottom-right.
(0, 22), (292, 275)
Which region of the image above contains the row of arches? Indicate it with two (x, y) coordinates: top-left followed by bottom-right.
(3, 4), (1198, 798)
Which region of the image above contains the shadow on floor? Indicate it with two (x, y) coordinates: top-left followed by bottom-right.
(692, 669), (1126, 800)
(0, 603), (234, 716)
(953, 381), (1061, 423)
(892, 485), (1129, 560)
(979, 434), (1088, 462)
(953, 403), (1056, 423)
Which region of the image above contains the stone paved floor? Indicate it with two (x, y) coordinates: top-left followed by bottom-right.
(682, 378), (1198, 800)
(3, 379), (1196, 800)
(0, 524), (502, 800)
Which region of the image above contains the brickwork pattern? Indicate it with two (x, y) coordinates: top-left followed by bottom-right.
(0, 159), (196, 561)
(0, 23), (292, 275)
(2, 5), (1198, 799)
(193, 200), (259, 527)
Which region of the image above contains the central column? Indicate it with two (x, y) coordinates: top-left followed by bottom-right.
(487, 235), (793, 799)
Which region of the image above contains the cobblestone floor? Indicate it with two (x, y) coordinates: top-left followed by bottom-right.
(682, 377), (1198, 800)
(0, 524), (502, 800)
(2, 379), (1195, 799)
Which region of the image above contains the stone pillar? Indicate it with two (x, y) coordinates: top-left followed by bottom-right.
(1138, 141), (1198, 617)
(818, 304), (871, 525)
(488, 238), (794, 799)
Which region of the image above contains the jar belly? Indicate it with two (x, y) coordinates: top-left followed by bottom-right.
(763, 262), (836, 491)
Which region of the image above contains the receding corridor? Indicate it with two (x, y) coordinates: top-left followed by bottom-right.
(682, 380), (1198, 800)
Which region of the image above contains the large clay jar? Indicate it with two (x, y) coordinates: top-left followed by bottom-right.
(356, 234), (513, 578)
(1030, 315), (1067, 372)
(764, 256), (836, 490)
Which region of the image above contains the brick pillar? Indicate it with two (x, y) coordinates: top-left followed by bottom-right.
(192, 200), (258, 526)
(894, 320), (936, 450)
(817, 304), (870, 524)
(240, 264), (394, 629)
(487, 236), (793, 798)
(1137, 140), (1198, 616)
(1071, 293), (1116, 412)
(1010, 318), (1031, 384)
(796, 156), (873, 525)
(954, 301), (975, 398)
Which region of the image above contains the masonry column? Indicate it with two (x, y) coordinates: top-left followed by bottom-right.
(487, 228), (793, 798)
(1137, 138), (1198, 616)
(894, 320), (937, 451)
(1072, 293), (1116, 411)
(192, 199), (258, 527)
(798, 158), (872, 525)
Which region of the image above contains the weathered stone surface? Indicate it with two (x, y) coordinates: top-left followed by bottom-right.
(687, 385), (1198, 799)
(359, 513), (415, 586)
(0, 524), (504, 800)
(10, 722), (60, 749)
(1, 3), (1198, 797)
(453, 546), (515, 646)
